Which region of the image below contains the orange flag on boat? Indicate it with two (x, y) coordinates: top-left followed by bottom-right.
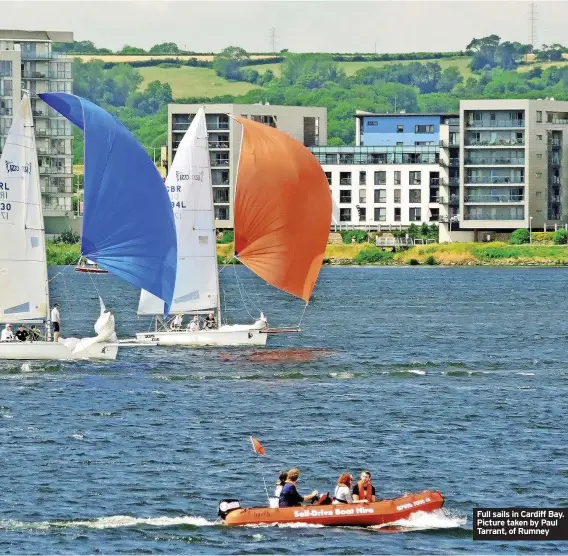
(250, 436), (266, 455)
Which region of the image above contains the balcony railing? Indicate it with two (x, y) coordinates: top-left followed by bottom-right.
(209, 140), (230, 149)
(552, 119), (568, 125)
(466, 120), (525, 128)
(430, 178), (440, 186)
(465, 195), (524, 203)
(48, 72), (72, 80)
(449, 177), (460, 187)
(32, 110), (47, 117)
(449, 195), (459, 206)
(465, 139), (525, 147)
(549, 139), (562, 147)
(39, 167), (72, 175)
(429, 196), (441, 203)
(22, 71), (47, 79)
(440, 158), (459, 167)
(207, 121), (230, 130)
(429, 215), (440, 222)
(35, 128), (71, 137)
(0, 108), (12, 116)
(210, 159), (230, 167)
(464, 157), (525, 165)
(551, 196), (561, 203)
(465, 176), (524, 184)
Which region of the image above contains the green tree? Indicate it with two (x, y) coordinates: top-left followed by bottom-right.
(149, 42), (181, 54)
(436, 66), (463, 92)
(118, 45), (147, 55)
(127, 81), (173, 115)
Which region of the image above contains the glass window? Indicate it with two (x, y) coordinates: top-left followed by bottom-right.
(359, 189), (366, 203)
(213, 187), (230, 203)
(415, 125), (434, 133)
(214, 206), (230, 220)
(374, 189), (386, 203)
(409, 189), (421, 203)
(325, 171), (332, 185)
(409, 207), (422, 221)
(374, 207), (386, 221)
(358, 207), (366, 222)
(536, 111), (542, 123)
(374, 171), (386, 185)
(340, 172), (351, 185)
(394, 189), (401, 203)
(394, 171), (401, 185)
(339, 190), (351, 203)
(359, 171), (366, 185)
(397, 124), (404, 133)
(394, 207), (401, 222)
(409, 171), (421, 185)
(339, 208), (351, 221)
(0, 61), (12, 77)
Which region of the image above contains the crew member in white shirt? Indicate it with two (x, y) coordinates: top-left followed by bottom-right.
(1, 323), (14, 342)
(188, 315), (199, 332)
(51, 303), (61, 342)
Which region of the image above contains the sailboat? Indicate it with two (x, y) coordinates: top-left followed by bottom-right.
(75, 257), (108, 274)
(0, 92), (177, 361)
(135, 108), (331, 347)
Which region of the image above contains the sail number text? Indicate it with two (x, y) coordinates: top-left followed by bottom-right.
(0, 182), (10, 220)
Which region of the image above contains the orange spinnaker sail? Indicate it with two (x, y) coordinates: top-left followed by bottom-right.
(234, 117), (331, 303)
(250, 436), (266, 455)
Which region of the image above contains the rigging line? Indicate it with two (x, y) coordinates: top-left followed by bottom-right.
(232, 260), (255, 320)
(298, 302), (309, 328)
(221, 281), (229, 325)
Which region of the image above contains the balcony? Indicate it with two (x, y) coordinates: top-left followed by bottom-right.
(429, 196), (441, 203)
(465, 176), (524, 185)
(39, 167), (72, 175)
(466, 120), (525, 128)
(48, 72), (72, 80)
(32, 110), (47, 118)
(207, 121), (230, 130)
(549, 139), (562, 148)
(430, 177), (440, 186)
(439, 158), (459, 168)
(208, 140), (230, 149)
(552, 119), (568, 125)
(22, 71), (47, 79)
(21, 51), (53, 60)
(449, 195), (459, 207)
(210, 157), (229, 167)
(464, 157), (525, 165)
(0, 108), (12, 116)
(464, 194), (524, 203)
(429, 215), (440, 222)
(465, 139), (524, 147)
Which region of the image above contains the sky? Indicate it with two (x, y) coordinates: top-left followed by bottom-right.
(0, 0), (566, 53)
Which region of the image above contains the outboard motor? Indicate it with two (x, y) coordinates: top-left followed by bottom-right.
(218, 499), (242, 520)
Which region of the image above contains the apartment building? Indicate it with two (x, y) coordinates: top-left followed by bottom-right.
(458, 99), (568, 240)
(168, 103), (327, 228)
(0, 30), (74, 233)
(313, 112), (460, 232)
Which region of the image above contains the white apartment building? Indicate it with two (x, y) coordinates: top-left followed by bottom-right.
(168, 103), (327, 228)
(0, 30), (74, 233)
(458, 99), (568, 240)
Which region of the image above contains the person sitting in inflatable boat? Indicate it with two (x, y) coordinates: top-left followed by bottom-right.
(333, 473), (369, 504)
(352, 470), (376, 503)
(278, 468), (318, 507)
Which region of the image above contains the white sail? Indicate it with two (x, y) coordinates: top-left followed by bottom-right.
(137, 107), (219, 315)
(0, 95), (49, 323)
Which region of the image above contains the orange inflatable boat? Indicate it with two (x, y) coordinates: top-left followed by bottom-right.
(219, 490), (444, 527)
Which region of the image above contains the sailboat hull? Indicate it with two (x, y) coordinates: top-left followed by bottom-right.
(0, 341), (118, 361)
(135, 326), (268, 347)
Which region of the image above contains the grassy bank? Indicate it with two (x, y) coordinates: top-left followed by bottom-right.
(46, 241), (568, 267)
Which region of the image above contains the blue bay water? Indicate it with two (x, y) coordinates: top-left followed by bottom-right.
(0, 266), (567, 554)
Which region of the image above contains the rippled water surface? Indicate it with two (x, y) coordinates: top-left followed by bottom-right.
(1, 266), (567, 554)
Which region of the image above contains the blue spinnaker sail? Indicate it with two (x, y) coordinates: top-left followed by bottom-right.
(39, 93), (177, 311)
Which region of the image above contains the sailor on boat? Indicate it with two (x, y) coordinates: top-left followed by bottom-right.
(352, 470), (376, 503)
(51, 303), (61, 342)
(171, 314), (183, 330)
(188, 315), (200, 332)
(279, 468), (318, 507)
(333, 473), (369, 504)
(204, 312), (216, 329)
(15, 325), (29, 342)
(274, 471), (288, 497)
(1, 324), (14, 342)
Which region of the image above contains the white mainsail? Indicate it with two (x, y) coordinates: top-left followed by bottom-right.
(0, 94), (49, 323)
(137, 107), (219, 315)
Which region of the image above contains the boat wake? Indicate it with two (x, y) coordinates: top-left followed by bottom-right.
(373, 509), (467, 532)
(0, 515), (217, 531)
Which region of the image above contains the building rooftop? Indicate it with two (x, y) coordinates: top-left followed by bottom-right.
(355, 110), (459, 118)
(0, 30), (73, 42)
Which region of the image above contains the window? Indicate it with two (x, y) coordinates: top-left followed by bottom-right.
(394, 207), (401, 222)
(340, 190), (351, 203)
(367, 120), (378, 126)
(359, 189), (366, 203)
(490, 113), (496, 121)
(325, 171), (332, 185)
(211, 169), (229, 185)
(409, 171), (421, 185)
(409, 207), (422, 221)
(214, 206), (230, 220)
(536, 110), (543, 123)
(339, 208), (351, 221)
(536, 172), (542, 178)
(374, 207), (386, 221)
(394, 189), (401, 203)
(374, 189), (386, 203)
(358, 207), (366, 222)
(415, 141), (435, 145)
(374, 171), (386, 185)
(340, 171), (351, 185)
(537, 134), (543, 140)
(409, 189), (421, 203)
(0, 60), (12, 77)
(359, 171), (366, 185)
(397, 124), (404, 133)
(213, 187), (230, 203)
(394, 171), (401, 185)
(536, 153), (543, 160)
(415, 125), (434, 133)
(396, 142), (403, 147)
